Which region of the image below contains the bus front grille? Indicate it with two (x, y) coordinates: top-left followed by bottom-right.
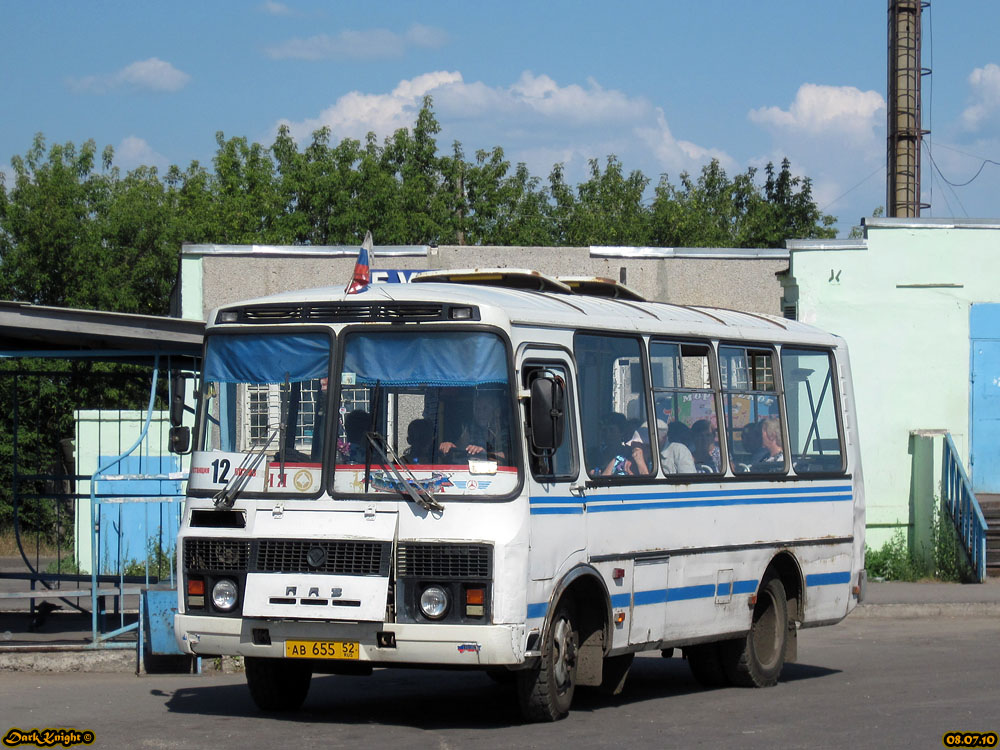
(184, 538), (251, 573)
(396, 543), (492, 579)
(256, 539), (390, 576)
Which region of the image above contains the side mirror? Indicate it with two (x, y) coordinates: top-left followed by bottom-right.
(529, 375), (565, 452)
(169, 425), (191, 454)
(170, 372), (187, 428)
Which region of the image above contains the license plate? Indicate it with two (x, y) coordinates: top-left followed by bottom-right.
(285, 640), (359, 660)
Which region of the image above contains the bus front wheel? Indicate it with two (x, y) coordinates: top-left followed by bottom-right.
(245, 657), (312, 712)
(721, 577), (788, 687)
(517, 599), (579, 722)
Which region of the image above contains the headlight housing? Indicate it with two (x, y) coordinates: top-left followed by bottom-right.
(211, 578), (239, 612)
(419, 585), (449, 619)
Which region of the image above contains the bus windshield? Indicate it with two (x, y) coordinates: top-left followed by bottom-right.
(333, 330), (518, 498)
(192, 331), (331, 497)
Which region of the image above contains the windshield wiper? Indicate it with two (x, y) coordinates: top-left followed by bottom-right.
(364, 430), (443, 512)
(213, 426), (278, 510)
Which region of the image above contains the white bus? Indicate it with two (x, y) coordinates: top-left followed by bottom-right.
(175, 269), (865, 721)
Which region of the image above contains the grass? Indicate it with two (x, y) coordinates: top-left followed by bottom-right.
(0, 529), (64, 558)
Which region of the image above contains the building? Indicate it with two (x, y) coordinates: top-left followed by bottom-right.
(783, 217), (1000, 571)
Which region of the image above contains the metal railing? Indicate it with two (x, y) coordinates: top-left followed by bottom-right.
(941, 433), (988, 582)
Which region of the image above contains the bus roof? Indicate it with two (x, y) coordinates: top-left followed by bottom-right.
(211, 278), (842, 347)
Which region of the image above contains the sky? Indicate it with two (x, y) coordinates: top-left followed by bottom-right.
(2, 1), (999, 239)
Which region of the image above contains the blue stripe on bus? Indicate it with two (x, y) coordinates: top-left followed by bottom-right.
(633, 588), (669, 606)
(532, 573), (837, 620)
(806, 571), (852, 587)
(526, 602), (548, 619)
(587, 493), (851, 513)
(529, 506), (584, 515)
(666, 584), (717, 601)
(595, 484), (853, 502)
(530, 484), (852, 515)
(610, 592), (631, 608)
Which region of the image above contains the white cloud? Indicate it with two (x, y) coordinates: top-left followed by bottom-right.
(274, 70), (734, 194)
(265, 24), (448, 61)
(114, 136), (169, 172)
(261, 1), (294, 15)
(636, 110), (736, 177)
(746, 84), (888, 223)
(961, 63), (1000, 130)
(749, 83), (885, 143)
(68, 58), (191, 94)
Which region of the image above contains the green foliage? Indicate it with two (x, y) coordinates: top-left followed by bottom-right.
(865, 504), (976, 582)
(865, 529), (922, 582)
(0, 361), (165, 540)
(122, 539), (176, 580)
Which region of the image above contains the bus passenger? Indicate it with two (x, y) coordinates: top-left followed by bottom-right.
(661, 421), (696, 474)
(402, 418), (435, 465)
(338, 409), (370, 464)
(691, 419), (720, 472)
(599, 425), (652, 477)
(438, 390), (511, 463)
(756, 417), (784, 470)
(600, 435), (649, 476)
(741, 421), (765, 462)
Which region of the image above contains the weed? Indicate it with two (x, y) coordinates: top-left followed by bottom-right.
(122, 539), (176, 580)
(866, 503), (976, 582)
(865, 528), (921, 581)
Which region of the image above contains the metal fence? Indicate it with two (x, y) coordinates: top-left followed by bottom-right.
(0, 355), (193, 652)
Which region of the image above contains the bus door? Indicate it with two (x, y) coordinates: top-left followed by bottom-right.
(521, 354), (584, 583)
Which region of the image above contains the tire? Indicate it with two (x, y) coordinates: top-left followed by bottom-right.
(685, 641), (730, 688)
(721, 577), (788, 687)
(517, 599), (579, 722)
(245, 657), (312, 712)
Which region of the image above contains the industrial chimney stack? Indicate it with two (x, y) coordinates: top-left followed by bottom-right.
(887, 0), (930, 217)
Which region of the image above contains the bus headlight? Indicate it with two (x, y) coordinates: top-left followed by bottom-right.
(419, 585), (449, 619)
(211, 578), (239, 612)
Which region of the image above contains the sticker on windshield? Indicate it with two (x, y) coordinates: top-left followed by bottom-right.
(189, 451), (267, 493)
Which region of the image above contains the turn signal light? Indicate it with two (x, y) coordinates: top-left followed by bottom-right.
(187, 578), (205, 595)
(465, 587), (485, 617)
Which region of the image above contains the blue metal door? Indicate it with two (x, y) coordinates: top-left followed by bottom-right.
(970, 304), (1000, 493)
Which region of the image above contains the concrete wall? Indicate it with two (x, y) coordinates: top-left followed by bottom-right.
(784, 219), (1000, 548)
(182, 243), (789, 322)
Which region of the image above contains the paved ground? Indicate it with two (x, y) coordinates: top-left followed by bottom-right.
(2, 615), (999, 749)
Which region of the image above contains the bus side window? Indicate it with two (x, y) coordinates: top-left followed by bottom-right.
(524, 364), (577, 481)
(720, 345), (787, 475)
(780, 348), (845, 474)
(649, 340), (723, 476)
(574, 333), (652, 479)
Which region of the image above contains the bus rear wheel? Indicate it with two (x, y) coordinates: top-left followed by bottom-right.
(245, 657), (312, 712)
(721, 577), (788, 687)
(517, 599), (579, 722)
(686, 641), (730, 688)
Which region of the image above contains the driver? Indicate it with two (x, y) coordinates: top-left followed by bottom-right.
(438, 390), (511, 463)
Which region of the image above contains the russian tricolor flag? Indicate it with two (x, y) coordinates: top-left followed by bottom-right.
(345, 230), (374, 294)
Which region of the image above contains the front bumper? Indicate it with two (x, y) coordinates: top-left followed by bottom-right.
(175, 614), (527, 667)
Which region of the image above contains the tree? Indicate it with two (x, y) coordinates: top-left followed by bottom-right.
(649, 158), (836, 249)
